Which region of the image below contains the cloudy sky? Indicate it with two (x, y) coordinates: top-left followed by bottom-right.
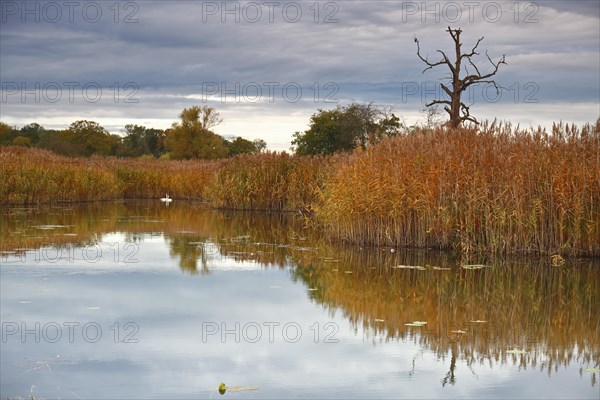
(1, 0), (599, 150)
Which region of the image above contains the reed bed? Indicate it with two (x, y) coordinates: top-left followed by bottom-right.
(207, 152), (332, 210)
(2, 120), (599, 255)
(315, 121), (600, 256)
(0, 148), (329, 211)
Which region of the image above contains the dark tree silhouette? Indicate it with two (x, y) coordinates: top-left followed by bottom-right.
(415, 26), (507, 128)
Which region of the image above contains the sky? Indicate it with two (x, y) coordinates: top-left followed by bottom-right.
(1, 0), (599, 151)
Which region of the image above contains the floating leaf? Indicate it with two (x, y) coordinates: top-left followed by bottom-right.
(450, 330), (467, 334)
(469, 320), (487, 323)
(432, 266), (451, 271)
(461, 264), (491, 270)
(344, 271), (353, 274)
(405, 321), (427, 327)
(392, 265), (426, 270)
(307, 288), (318, 291)
(218, 382), (227, 395)
(506, 348), (527, 354)
(584, 368), (600, 373)
(373, 319), (385, 322)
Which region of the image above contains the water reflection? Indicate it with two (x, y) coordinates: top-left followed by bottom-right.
(1, 201), (599, 393)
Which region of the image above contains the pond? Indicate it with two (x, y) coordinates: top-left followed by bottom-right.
(1, 201), (599, 399)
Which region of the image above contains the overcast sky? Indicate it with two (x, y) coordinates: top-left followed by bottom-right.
(1, 0), (599, 150)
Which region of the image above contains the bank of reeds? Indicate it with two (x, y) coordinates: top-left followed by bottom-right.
(0, 147), (329, 210)
(315, 121), (600, 256)
(1, 120), (599, 255)
(208, 152), (333, 210)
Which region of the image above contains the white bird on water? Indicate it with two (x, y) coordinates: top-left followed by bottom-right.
(160, 194), (173, 203)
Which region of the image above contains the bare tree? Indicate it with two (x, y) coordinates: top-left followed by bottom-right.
(415, 26), (506, 128)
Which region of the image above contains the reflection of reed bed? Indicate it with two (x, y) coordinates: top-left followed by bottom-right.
(289, 243), (600, 374)
(0, 202), (309, 273)
(2, 202), (599, 376)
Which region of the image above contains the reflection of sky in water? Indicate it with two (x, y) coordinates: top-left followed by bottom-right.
(1, 233), (598, 399)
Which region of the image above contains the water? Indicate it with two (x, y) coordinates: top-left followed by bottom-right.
(1, 201), (598, 399)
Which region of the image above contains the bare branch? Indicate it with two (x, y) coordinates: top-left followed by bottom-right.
(415, 36), (447, 74)
(462, 52), (506, 88)
(440, 83), (452, 98)
(447, 26), (461, 42)
(463, 78), (507, 92)
(461, 36), (484, 60)
(426, 100), (452, 108)
(459, 102), (479, 125)
(436, 50), (455, 74)
(480, 51), (507, 79)
(467, 57), (482, 77)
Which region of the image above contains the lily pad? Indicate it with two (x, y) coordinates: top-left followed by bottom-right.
(584, 368), (600, 373)
(506, 348), (527, 354)
(461, 264), (491, 270)
(392, 265), (426, 270)
(405, 321), (427, 327)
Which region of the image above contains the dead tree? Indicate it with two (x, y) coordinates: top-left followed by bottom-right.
(415, 27), (506, 128)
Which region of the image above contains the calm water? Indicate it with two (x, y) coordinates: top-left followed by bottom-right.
(1, 201), (599, 399)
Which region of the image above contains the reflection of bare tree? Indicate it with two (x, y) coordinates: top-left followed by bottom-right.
(441, 344), (457, 387)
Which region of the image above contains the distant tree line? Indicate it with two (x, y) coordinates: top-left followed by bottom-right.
(0, 106), (266, 160)
(1, 102), (421, 159)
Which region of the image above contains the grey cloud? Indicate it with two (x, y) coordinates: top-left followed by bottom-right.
(1, 0), (598, 150)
